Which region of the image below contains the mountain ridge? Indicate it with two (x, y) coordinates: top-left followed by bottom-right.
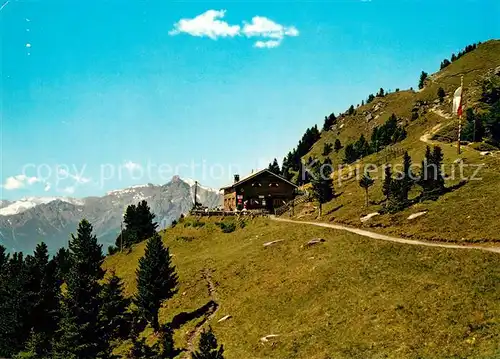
(0, 177), (222, 253)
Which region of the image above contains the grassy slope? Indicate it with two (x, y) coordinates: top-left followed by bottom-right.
(104, 217), (500, 359)
(293, 40), (500, 243)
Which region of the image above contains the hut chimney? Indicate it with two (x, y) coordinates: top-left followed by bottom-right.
(234, 174), (240, 183)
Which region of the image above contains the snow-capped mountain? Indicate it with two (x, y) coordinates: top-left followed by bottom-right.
(0, 197), (84, 216)
(0, 176), (222, 254)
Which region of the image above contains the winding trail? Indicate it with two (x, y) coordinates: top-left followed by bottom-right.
(419, 108), (453, 145)
(184, 269), (219, 357)
(271, 217), (500, 254)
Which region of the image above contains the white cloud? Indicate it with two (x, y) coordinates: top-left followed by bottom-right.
(242, 16), (299, 39)
(169, 10), (240, 40)
(2, 174), (40, 190)
(169, 11), (299, 48)
(254, 40), (282, 49)
(123, 161), (142, 172)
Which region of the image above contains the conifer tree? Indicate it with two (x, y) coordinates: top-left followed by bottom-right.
(418, 146), (446, 200)
(419, 71), (428, 89)
(99, 272), (131, 350)
(431, 146), (445, 192)
(53, 247), (71, 285)
(343, 143), (358, 164)
(268, 158), (281, 175)
(322, 143), (333, 156)
(334, 139), (342, 152)
(382, 165), (392, 203)
(136, 200), (159, 241)
(135, 234), (178, 332)
(437, 87), (446, 103)
(157, 325), (175, 359)
(358, 172), (375, 207)
(322, 113), (337, 131)
(192, 327), (224, 359)
(354, 134), (371, 157)
(310, 161), (334, 217)
(22, 243), (60, 357)
(0, 245), (8, 270)
(0, 252), (28, 357)
(400, 151), (415, 204)
(54, 219), (106, 359)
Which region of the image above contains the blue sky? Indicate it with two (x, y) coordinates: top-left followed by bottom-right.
(1, 0), (498, 200)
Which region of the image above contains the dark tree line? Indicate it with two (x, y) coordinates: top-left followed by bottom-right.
(462, 77), (500, 146)
(307, 146), (448, 217)
(322, 112), (337, 131)
(1, 207), (224, 358)
(382, 147), (445, 213)
(440, 43), (479, 70)
(281, 125), (321, 182)
(344, 114), (407, 164)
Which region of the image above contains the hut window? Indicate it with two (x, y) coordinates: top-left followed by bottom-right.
(252, 182), (262, 187)
(269, 182), (279, 187)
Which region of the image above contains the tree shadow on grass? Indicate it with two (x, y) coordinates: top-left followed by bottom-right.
(326, 205), (343, 216)
(169, 300), (218, 330)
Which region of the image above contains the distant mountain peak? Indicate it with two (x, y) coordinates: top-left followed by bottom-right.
(0, 179), (222, 253)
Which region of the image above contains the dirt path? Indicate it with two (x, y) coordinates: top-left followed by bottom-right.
(419, 108), (454, 145)
(419, 122), (445, 144)
(271, 217), (500, 254)
(184, 269), (219, 357)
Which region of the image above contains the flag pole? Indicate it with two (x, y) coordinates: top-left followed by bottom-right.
(457, 75), (464, 154)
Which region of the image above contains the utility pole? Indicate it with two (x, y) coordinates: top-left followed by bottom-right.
(457, 75), (464, 155)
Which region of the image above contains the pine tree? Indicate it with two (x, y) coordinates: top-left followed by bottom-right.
(418, 71), (428, 89)
(136, 200), (159, 241)
(347, 105), (355, 115)
(354, 134), (371, 157)
(0, 245), (8, 270)
(310, 161), (334, 217)
(268, 158), (281, 175)
(418, 146), (446, 200)
(322, 113), (337, 131)
(53, 247), (71, 285)
(322, 143), (333, 156)
(157, 325), (175, 359)
(382, 165), (392, 202)
(431, 146), (445, 193)
(24, 243), (60, 356)
(120, 201), (159, 249)
(192, 327), (224, 359)
(437, 87), (446, 103)
(135, 234), (178, 332)
(0, 252), (29, 357)
(54, 219), (106, 359)
(334, 139), (342, 152)
(400, 151), (414, 204)
(462, 108), (485, 142)
(358, 172), (375, 207)
(343, 143), (358, 164)
(99, 272), (131, 351)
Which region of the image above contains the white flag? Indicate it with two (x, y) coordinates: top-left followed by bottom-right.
(452, 86), (463, 117)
